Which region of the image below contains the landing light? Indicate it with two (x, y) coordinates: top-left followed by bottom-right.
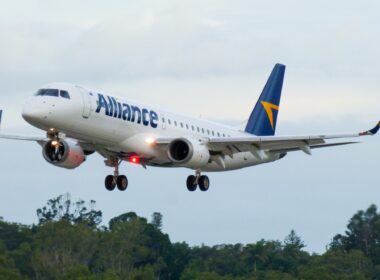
(145, 138), (155, 145)
(51, 140), (59, 146)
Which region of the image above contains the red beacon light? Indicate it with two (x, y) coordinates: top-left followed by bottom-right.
(130, 156), (139, 164)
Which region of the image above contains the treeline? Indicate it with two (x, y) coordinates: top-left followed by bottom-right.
(1, 194), (380, 279)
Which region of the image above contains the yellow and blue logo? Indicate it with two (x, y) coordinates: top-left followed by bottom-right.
(261, 101), (279, 130)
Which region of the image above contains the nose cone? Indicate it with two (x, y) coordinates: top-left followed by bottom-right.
(22, 102), (45, 124)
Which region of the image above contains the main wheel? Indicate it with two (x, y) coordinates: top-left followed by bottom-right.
(117, 175), (128, 191)
(199, 175), (210, 191)
(186, 175), (197, 191)
(105, 175), (116, 191)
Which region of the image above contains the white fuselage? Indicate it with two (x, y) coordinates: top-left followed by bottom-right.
(22, 83), (280, 171)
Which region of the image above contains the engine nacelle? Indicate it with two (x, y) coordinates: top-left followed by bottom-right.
(42, 139), (86, 169)
(167, 138), (210, 169)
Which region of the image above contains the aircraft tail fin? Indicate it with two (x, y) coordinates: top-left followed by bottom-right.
(244, 64), (285, 136)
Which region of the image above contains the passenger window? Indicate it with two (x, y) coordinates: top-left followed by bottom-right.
(174, 121), (177, 126)
(217, 132), (221, 137)
(180, 122), (183, 128)
(223, 133), (226, 137)
(212, 131), (215, 136)
(168, 119), (171, 125)
(60, 90), (70, 99)
(207, 129), (210, 135)
(192, 125), (194, 131)
(197, 127), (200, 132)
(186, 124), (189, 129)
(201, 128), (205, 133)
(162, 118), (166, 123)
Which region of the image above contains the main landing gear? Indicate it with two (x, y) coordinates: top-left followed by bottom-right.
(105, 159), (128, 191)
(186, 171), (210, 192)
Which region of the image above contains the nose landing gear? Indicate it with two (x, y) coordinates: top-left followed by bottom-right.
(104, 159), (129, 191)
(186, 171), (210, 192)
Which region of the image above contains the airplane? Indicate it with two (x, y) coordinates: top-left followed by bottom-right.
(0, 64), (378, 192)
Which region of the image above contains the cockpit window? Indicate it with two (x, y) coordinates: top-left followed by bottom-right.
(34, 89), (70, 99)
(34, 89), (59, 97)
(34, 89), (45, 96)
(60, 90), (70, 99)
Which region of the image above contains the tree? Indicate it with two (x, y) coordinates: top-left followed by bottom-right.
(4, 195), (380, 279)
(299, 250), (373, 279)
(108, 212), (139, 230)
(31, 220), (99, 279)
(284, 230), (305, 251)
(36, 193), (102, 227)
(151, 212), (163, 230)
(0, 241), (25, 280)
(331, 204), (380, 265)
(0, 221), (31, 251)
(97, 213), (172, 279)
(282, 230), (308, 275)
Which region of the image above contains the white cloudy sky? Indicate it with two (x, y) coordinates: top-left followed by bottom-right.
(0, 0), (379, 253)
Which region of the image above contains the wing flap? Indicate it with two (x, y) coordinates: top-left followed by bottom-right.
(270, 141), (359, 153)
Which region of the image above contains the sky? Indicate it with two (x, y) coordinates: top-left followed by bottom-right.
(0, 0), (379, 253)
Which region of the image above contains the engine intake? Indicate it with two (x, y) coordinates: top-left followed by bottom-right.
(167, 138), (210, 168)
(42, 139), (86, 169)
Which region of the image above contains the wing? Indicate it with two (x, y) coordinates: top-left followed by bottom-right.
(156, 121), (380, 158)
(0, 134), (47, 141)
(0, 111), (47, 142)
(0, 133), (49, 147)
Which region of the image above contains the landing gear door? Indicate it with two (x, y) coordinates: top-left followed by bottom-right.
(77, 86), (92, 119)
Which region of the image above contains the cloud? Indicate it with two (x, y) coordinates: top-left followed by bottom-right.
(0, 0), (379, 125)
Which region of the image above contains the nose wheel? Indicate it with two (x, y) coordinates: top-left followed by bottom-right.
(105, 159), (129, 191)
(186, 172), (210, 192)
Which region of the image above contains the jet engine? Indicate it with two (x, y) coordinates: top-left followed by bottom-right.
(42, 138), (86, 169)
(167, 138), (210, 168)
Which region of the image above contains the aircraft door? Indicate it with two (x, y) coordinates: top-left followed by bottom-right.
(162, 113), (166, 129)
(77, 86), (92, 119)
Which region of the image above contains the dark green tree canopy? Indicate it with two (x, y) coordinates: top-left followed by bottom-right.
(36, 193), (102, 227)
(151, 212), (163, 230)
(1, 195), (380, 279)
(331, 204), (380, 265)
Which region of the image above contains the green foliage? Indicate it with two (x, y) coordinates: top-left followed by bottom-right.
(31, 220), (99, 279)
(96, 213), (172, 279)
(0, 241), (25, 280)
(108, 212), (139, 230)
(299, 250), (373, 280)
(0, 221), (31, 251)
(331, 204), (380, 265)
(36, 193), (102, 227)
(151, 212), (163, 230)
(1, 195), (380, 279)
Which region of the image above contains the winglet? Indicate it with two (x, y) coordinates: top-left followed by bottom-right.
(359, 121), (380, 136)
